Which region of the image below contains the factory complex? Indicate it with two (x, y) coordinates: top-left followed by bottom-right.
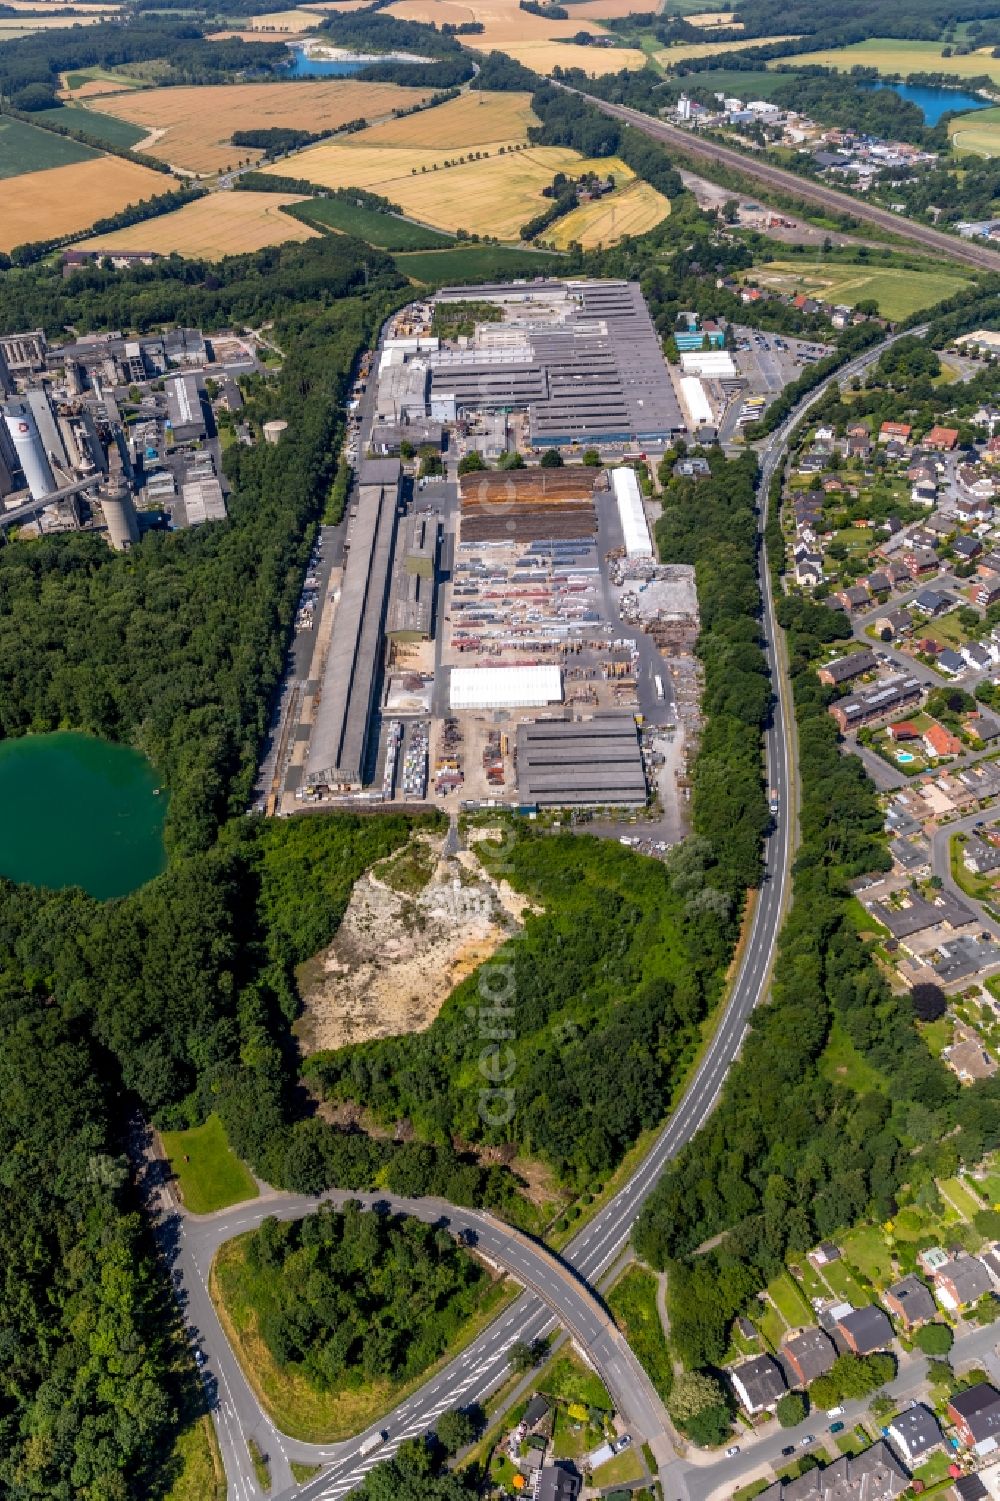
(269, 281), (703, 825)
(0, 325), (256, 548)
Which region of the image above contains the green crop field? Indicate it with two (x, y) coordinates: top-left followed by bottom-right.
(784, 38), (1000, 86)
(681, 66), (800, 99)
(394, 243), (563, 284)
(35, 104), (148, 151)
(0, 115), (98, 180)
(284, 197), (454, 250)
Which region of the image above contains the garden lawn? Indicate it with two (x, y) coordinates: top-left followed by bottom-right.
(840, 1225), (894, 1285)
(818, 1259), (871, 1306)
(768, 1270), (813, 1328)
(938, 1176), (984, 1221)
(159, 1114), (259, 1214)
(592, 1448), (645, 1486)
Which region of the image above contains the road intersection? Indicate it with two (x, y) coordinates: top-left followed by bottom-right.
(150, 332), (913, 1501)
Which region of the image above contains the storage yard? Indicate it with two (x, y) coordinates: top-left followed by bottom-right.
(262, 280), (701, 839)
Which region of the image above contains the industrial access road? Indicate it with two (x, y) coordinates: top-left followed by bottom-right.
(578, 92), (1000, 277)
(159, 333), (912, 1501)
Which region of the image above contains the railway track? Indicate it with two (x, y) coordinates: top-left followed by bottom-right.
(579, 92), (1000, 277)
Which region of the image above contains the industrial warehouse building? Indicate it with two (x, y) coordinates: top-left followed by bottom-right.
(165, 373), (206, 443)
(428, 280), (684, 447)
(305, 458), (401, 788)
(449, 665), (563, 711)
(516, 717), (647, 807)
(612, 467), (653, 559)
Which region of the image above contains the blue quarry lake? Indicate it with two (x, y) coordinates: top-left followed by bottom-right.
(287, 50), (369, 77)
(863, 79), (990, 126)
(0, 731), (167, 899)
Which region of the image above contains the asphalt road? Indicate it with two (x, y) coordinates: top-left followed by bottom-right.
(160, 331), (914, 1501)
(576, 93), (1000, 277)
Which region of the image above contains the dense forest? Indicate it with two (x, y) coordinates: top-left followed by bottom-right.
(305, 830), (732, 1184)
(232, 1203), (489, 1388)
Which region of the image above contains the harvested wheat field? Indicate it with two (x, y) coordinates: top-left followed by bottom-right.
(388, 0), (646, 70)
(567, 0), (664, 14)
(0, 155), (164, 253)
(267, 138), (607, 237)
(75, 190), (318, 258)
(92, 80), (434, 174)
(686, 9), (741, 24)
(549, 179), (670, 249)
(360, 89), (537, 150)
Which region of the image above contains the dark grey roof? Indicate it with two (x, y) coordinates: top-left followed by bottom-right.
(940, 1255), (994, 1305)
(537, 1463), (581, 1501)
(837, 1304), (892, 1353)
(522, 1395), (550, 1428)
(731, 1354), (786, 1409)
(888, 1404), (943, 1459)
(822, 649), (877, 683)
(358, 457), (402, 487)
(955, 1474), (989, 1501)
(782, 1327), (836, 1384)
(757, 1441), (907, 1501)
(885, 1274), (936, 1325)
(950, 1381), (1000, 1443)
(872, 893), (974, 940)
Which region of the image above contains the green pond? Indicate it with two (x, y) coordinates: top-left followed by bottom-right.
(0, 731), (167, 899)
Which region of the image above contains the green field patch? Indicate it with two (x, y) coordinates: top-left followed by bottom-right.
(819, 1258), (871, 1305)
(592, 1448), (645, 1486)
(767, 1270), (812, 1329)
(746, 258), (972, 321)
(781, 37), (1000, 87)
(64, 65), (147, 92)
(36, 103), (147, 152)
(840, 1225), (894, 1285)
(608, 1266), (672, 1402)
(938, 1175), (984, 1221)
(160, 1113), (259, 1215)
(394, 243), (563, 284)
(285, 196), (454, 250)
(0, 115), (98, 180)
(820, 1020), (890, 1095)
(919, 1015), (954, 1058)
(951, 107), (1000, 159)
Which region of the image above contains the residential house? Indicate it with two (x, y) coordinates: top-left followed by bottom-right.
(933, 1254), (994, 1311)
(937, 648), (967, 676)
(925, 425), (960, 451)
(923, 723), (963, 759)
(913, 587), (953, 615)
(924, 515), (954, 540)
(796, 555), (825, 588)
(871, 892), (974, 942)
(962, 836), (1000, 875)
(900, 547), (939, 577)
(874, 608), (914, 638)
(810, 1242), (841, 1266)
(818, 649), (878, 686)
(953, 535), (983, 562)
(957, 495), (994, 522)
(847, 432), (873, 459)
(958, 464), (996, 501)
(962, 643), (992, 672)
(829, 676), (922, 732)
(730, 1354), (786, 1413)
(537, 1463), (582, 1501)
(754, 1442), (907, 1501)
(883, 1274), (936, 1328)
(886, 1405), (945, 1467)
(867, 570), (891, 594)
(968, 714), (1000, 742)
(919, 1246), (950, 1276)
(975, 579), (1000, 608)
(781, 1328), (837, 1387)
(952, 1477), (988, 1501)
(912, 480), (939, 506)
(521, 1396), (551, 1431)
(947, 1382), (1000, 1452)
(888, 722), (920, 742)
(909, 459), (939, 485)
(890, 837), (931, 876)
(836, 1304), (893, 1355)
(837, 585), (871, 611)
(880, 421), (912, 443)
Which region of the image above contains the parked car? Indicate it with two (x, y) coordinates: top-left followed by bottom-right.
(800, 1436), (815, 1447)
(781, 1446), (795, 1457)
(830, 1422), (845, 1435)
(615, 1436), (632, 1453)
(726, 1446), (741, 1458)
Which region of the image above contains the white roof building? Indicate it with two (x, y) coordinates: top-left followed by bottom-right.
(612, 466), (653, 559)
(678, 375), (713, 430)
(449, 665), (563, 711)
(679, 350), (737, 380)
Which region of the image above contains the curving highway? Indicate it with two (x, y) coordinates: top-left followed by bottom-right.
(578, 92), (1000, 277)
(155, 330), (915, 1501)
